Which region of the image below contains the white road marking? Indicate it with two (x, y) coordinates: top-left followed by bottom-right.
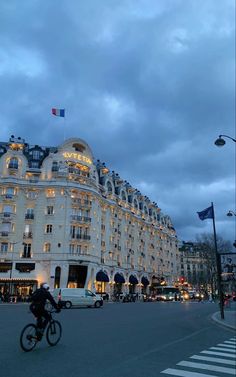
(161, 337), (236, 376)
(177, 360), (236, 374)
(210, 346), (236, 353)
(190, 354), (236, 365)
(201, 350), (236, 358)
(217, 343), (236, 349)
(161, 368), (218, 376)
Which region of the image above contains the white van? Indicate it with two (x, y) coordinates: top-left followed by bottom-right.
(53, 288), (103, 309)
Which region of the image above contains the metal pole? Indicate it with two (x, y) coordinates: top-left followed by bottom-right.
(211, 202), (224, 320)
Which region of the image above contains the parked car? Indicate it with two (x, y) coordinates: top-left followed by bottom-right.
(52, 288), (103, 309)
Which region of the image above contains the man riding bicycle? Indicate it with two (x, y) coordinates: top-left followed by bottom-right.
(30, 283), (60, 339)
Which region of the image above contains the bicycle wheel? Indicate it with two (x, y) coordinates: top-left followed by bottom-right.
(20, 324), (38, 352)
(46, 320), (62, 346)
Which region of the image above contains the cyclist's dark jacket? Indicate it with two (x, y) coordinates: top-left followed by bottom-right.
(30, 288), (58, 310)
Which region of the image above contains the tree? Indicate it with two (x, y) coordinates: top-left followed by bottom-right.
(195, 233), (232, 294)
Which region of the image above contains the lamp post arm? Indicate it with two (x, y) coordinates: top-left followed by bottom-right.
(219, 135), (236, 143)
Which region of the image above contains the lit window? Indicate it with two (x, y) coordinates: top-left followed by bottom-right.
(46, 189), (55, 198)
(44, 242), (51, 252)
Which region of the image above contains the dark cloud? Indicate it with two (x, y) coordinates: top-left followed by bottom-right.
(0, 0), (235, 245)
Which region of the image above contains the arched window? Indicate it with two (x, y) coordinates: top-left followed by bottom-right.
(121, 190), (126, 201)
(8, 157), (18, 169)
(54, 266), (61, 289)
(107, 181), (113, 193)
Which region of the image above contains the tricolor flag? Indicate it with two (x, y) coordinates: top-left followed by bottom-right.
(52, 108), (65, 117)
(197, 205), (214, 221)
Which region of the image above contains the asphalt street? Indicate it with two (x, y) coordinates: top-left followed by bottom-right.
(0, 301), (235, 377)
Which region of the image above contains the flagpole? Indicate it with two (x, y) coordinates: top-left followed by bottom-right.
(211, 202), (224, 320)
(63, 109), (66, 141)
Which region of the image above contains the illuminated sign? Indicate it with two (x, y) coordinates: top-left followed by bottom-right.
(62, 152), (92, 165)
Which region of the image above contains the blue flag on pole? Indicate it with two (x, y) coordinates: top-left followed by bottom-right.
(197, 205), (214, 221)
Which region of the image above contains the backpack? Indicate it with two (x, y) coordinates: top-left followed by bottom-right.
(31, 289), (43, 302)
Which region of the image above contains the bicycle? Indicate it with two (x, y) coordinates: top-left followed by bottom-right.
(20, 309), (62, 352)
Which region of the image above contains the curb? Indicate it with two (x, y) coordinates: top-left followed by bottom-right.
(212, 311), (236, 331)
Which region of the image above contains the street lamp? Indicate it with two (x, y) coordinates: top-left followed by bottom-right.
(214, 134), (236, 147)
(226, 210), (236, 217)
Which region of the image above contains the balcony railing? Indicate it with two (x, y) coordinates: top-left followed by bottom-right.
(70, 234), (91, 241)
(25, 213), (34, 220)
(70, 215), (91, 223)
(2, 212), (13, 218)
(2, 194), (15, 200)
(0, 232), (9, 237)
(21, 253), (32, 259)
(8, 164), (18, 170)
(23, 232), (33, 239)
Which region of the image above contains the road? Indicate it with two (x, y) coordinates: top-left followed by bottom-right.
(0, 301), (235, 377)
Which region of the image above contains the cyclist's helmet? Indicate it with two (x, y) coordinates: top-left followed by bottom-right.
(41, 282), (50, 290)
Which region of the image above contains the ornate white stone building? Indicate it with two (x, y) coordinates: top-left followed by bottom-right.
(0, 135), (179, 299)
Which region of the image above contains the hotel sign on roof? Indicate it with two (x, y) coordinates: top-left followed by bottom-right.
(62, 152), (92, 165)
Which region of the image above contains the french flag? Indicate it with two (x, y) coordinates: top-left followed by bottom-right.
(52, 108), (65, 117)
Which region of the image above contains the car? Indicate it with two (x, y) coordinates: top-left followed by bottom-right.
(53, 288), (103, 309)
(188, 290), (196, 299)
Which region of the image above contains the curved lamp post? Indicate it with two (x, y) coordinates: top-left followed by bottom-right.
(214, 134), (236, 147)
(227, 210), (236, 217)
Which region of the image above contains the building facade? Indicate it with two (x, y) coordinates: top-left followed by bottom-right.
(0, 135), (179, 299)
(179, 241), (210, 289)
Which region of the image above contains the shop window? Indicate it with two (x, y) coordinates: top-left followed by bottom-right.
(54, 266), (61, 288)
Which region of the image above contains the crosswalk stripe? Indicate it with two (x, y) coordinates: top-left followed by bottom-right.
(201, 350), (236, 358)
(225, 341), (236, 344)
(218, 343), (236, 349)
(160, 368), (218, 376)
(190, 354), (236, 365)
(177, 360), (236, 374)
(210, 346), (236, 353)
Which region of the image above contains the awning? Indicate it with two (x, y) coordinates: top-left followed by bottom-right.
(129, 275), (138, 285)
(15, 263), (35, 273)
(141, 276), (150, 286)
(114, 273), (125, 284)
(96, 270), (109, 282)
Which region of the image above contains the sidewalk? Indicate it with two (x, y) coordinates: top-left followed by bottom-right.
(212, 301), (236, 330)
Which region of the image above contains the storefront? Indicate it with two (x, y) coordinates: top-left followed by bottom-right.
(113, 272), (125, 294)
(95, 270), (109, 293)
(141, 276), (150, 294)
(129, 274), (138, 294)
(0, 278), (38, 301)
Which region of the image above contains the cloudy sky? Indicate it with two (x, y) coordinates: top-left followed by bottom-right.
(0, 0), (235, 246)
